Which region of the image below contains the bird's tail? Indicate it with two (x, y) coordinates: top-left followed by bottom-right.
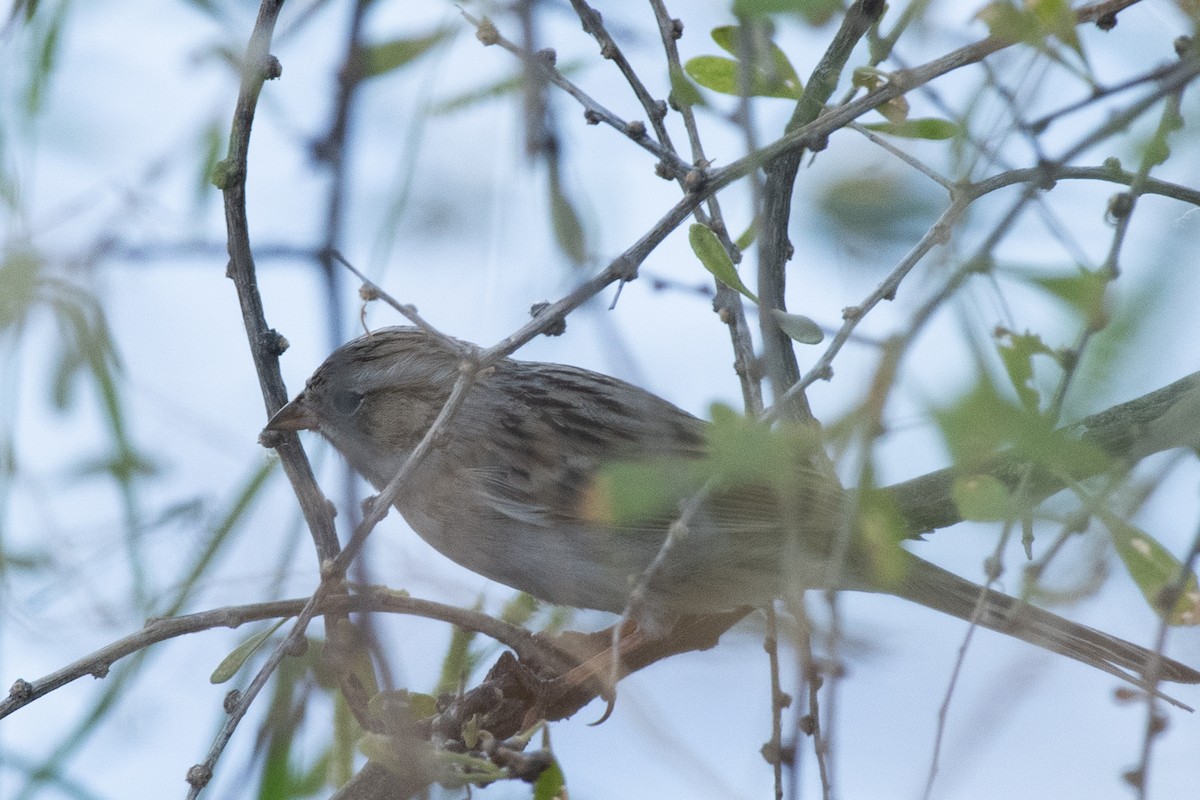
(892, 555), (1200, 707)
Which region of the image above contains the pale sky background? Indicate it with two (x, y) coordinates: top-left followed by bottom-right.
(3, 1), (1200, 799)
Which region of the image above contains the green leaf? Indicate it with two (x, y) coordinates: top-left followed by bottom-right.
(705, 403), (821, 491)
(685, 56), (743, 96)
(432, 60), (587, 115)
(734, 219), (758, 250)
(368, 689), (439, 725)
(359, 28), (454, 79)
(977, 2), (1044, 44)
(977, 0), (1088, 64)
(1032, 268), (1107, 327)
(863, 118), (961, 140)
(1103, 512), (1200, 625)
(500, 591), (540, 626)
(533, 759), (566, 800)
(933, 380), (1110, 477)
(588, 460), (695, 528)
(995, 329), (1057, 412)
(816, 173), (941, 243)
(436, 619), (481, 696)
(684, 50), (802, 100)
(194, 119), (224, 211)
(1029, 0), (1084, 58)
(689, 223), (757, 302)
(590, 405), (820, 529)
(548, 172), (587, 266)
(667, 63), (706, 108)
(733, 0), (841, 24)
(210, 617), (289, 683)
(856, 487), (913, 587)
(0, 249), (42, 330)
(770, 309), (824, 344)
(951, 475), (1017, 521)
(709, 26), (802, 94)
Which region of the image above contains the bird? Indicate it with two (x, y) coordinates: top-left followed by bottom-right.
(264, 326), (1200, 696)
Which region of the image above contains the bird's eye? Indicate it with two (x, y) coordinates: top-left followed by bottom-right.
(331, 389), (364, 415)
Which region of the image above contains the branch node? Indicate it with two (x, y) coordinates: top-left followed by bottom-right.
(262, 55), (282, 81)
(264, 328), (289, 357)
(186, 764), (213, 790)
(529, 302), (567, 336)
(475, 18), (500, 46)
(683, 168), (708, 193)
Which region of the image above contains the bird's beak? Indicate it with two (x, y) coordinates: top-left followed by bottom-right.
(264, 394), (319, 433)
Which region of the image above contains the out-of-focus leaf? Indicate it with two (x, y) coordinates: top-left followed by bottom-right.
(1141, 91), (1185, 171)
(195, 119), (224, 212)
(71, 448), (159, 482)
(290, 748), (332, 797)
(770, 309), (824, 344)
(432, 60), (586, 115)
(816, 173), (940, 245)
(996, 328), (1057, 412)
(877, 93), (910, 124)
(0, 250), (41, 330)
(668, 63), (706, 108)
(210, 618), (289, 683)
(852, 65), (887, 91)
(359, 28), (454, 79)
(856, 488), (912, 587)
(368, 689), (439, 724)
(1103, 512), (1200, 625)
(733, 0), (841, 24)
(548, 169), (587, 266)
(533, 759), (566, 800)
(951, 474), (1018, 521)
(593, 404), (820, 529)
(1031, 268), (1107, 327)
(705, 403), (821, 491)
(258, 650), (336, 800)
(934, 379), (1110, 477)
(500, 591), (539, 627)
(864, 118), (961, 140)
(976, 0), (1088, 65)
(735, 219), (758, 250)
(436, 617), (482, 696)
(24, 0), (67, 114)
(1029, 0), (1084, 57)
(587, 460), (693, 527)
(689, 223), (757, 302)
(330, 690), (356, 789)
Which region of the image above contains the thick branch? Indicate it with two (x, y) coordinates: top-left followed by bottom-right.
(888, 371), (1200, 534)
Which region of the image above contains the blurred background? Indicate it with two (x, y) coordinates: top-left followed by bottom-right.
(3, 1), (1200, 798)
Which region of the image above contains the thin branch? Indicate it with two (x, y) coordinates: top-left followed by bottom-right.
(459, 9), (692, 179)
(568, 0), (676, 154)
(203, 0), (342, 794)
(1, 592), (571, 722)
(1132, 518), (1200, 798)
